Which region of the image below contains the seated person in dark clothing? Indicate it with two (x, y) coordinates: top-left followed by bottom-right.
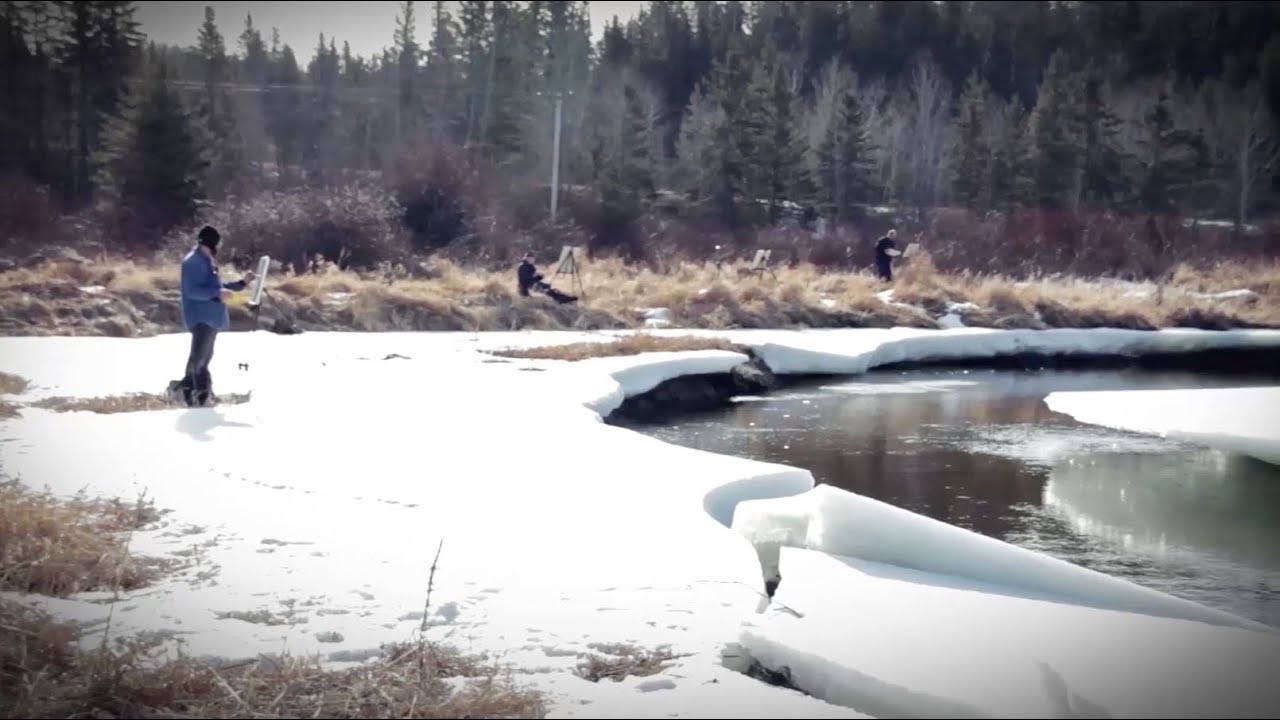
(517, 252), (577, 304)
(874, 229), (903, 282)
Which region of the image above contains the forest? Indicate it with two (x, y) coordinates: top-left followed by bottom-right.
(2, 0), (1279, 279)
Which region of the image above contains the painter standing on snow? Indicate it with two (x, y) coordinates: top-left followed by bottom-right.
(874, 229), (903, 282)
(174, 226), (254, 407)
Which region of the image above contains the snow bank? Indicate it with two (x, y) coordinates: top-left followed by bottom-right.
(3, 326), (1279, 717)
(574, 349), (750, 417)
(1046, 386), (1280, 466)
(0, 332), (822, 718)
(742, 547), (1280, 719)
(732, 484), (1271, 633)
(742, 327), (1280, 376)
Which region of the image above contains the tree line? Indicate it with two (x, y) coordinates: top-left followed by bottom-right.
(1, 0), (1278, 258)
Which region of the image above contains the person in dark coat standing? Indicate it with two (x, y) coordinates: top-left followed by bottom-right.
(874, 229), (902, 282)
(174, 226), (254, 407)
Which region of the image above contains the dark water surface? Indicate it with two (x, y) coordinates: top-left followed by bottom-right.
(636, 368), (1280, 629)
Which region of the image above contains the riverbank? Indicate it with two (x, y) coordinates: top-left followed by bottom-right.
(3, 250), (1279, 337)
(3, 328), (1280, 717)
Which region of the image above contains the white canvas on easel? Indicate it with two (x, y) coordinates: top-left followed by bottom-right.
(248, 255), (271, 306)
(553, 245), (585, 300)
(554, 245), (577, 275)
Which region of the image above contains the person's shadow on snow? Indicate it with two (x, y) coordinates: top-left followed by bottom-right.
(176, 408), (253, 442)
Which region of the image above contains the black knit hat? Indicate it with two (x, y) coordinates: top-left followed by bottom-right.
(197, 225), (221, 249)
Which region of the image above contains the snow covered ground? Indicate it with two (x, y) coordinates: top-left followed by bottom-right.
(1046, 386), (1280, 466)
(3, 327), (1280, 718)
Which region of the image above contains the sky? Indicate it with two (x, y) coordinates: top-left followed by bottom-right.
(134, 1), (648, 59)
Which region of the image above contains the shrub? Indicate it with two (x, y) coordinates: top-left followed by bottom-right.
(0, 176), (76, 258)
(393, 143), (478, 253)
(190, 185), (413, 274)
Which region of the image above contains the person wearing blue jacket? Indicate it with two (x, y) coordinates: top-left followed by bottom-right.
(175, 226), (254, 407)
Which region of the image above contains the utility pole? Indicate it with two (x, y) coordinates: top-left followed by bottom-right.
(550, 94), (563, 222)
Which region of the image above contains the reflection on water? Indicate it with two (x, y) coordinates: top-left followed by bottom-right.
(636, 368), (1280, 628)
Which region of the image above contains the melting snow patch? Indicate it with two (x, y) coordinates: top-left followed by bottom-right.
(1190, 288), (1258, 302)
(3, 327), (1280, 716)
(1045, 386), (1280, 466)
(742, 547), (1280, 719)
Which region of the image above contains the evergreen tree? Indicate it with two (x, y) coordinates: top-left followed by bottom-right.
(426, 0), (462, 137)
(675, 83), (735, 225)
(393, 0), (422, 146)
(264, 34), (302, 186)
(697, 36), (752, 223)
(766, 61), (813, 220)
(739, 56), (776, 218)
(1078, 64), (1128, 210)
(952, 71), (990, 210)
(305, 34), (341, 185)
(482, 0), (535, 163)
(59, 0), (143, 204)
(599, 83), (657, 221)
(1024, 50), (1084, 210)
(195, 6), (241, 198)
(96, 47), (206, 241)
(1133, 78), (1206, 215)
(816, 82), (874, 221)
(998, 98), (1033, 209)
(458, 0), (491, 146)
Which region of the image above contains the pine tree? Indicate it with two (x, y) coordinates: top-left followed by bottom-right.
(764, 61), (811, 222)
(306, 34), (342, 185)
(952, 71), (990, 210)
(483, 0), (534, 163)
(1078, 64), (1128, 210)
(235, 14), (269, 186)
(195, 6), (242, 199)
(697, 36), (752, 224)
(600, 83), (657, 221)
(458, 0), (491, 146)
(739, 57), (775, 219)
(997, 98), (1033, 209)
(393, 0), (422, 146)
(1133, 78), (1205, 215)
(816, 82), (874, 221)
(675, 83), (735, 225)
(96, 47), (207, 241)
(426, 0), (462, 137)
(1024, 50), (1084, 210)
(265, 35), (302, 186)
(59, 0), (144, 204)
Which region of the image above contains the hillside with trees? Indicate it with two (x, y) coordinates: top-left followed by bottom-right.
(2, 0), (1279, 279)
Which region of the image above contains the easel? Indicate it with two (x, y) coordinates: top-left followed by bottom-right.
(738, 249), (778, 281)
(553, 245), (585, 302)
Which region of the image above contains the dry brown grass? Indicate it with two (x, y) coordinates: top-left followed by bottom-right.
(0, 602), (546, 719)
(573, 642), (685, 683)
(0, 481), (547, 719)
(0, 372), (25, 418)
(0, 481), (166, 597)
(890, 248), (1280, 330)
(27, 391), (251, 414)
(0, 371), (27, 395)
(3, 251), (1279, 336)
(491, 333), (742, 361)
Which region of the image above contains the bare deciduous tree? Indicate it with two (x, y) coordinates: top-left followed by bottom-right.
(1196, 80), (1280, 228)
(903, 54), (953, 210)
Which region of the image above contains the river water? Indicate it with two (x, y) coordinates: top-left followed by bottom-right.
(635, 368), (1280, 629)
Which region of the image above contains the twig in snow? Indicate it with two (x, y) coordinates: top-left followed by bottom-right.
(416, 537), (445, 677)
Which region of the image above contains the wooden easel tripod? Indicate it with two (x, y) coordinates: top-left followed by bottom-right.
(553, 245), (585, 302)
